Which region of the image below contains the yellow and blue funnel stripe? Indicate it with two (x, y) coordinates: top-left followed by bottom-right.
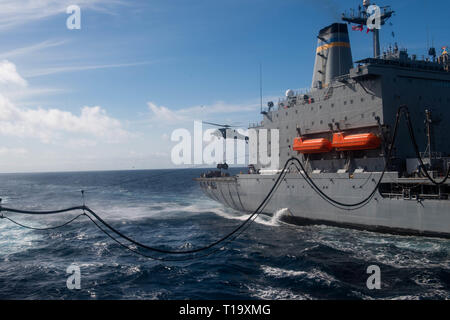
(317, 36), (350, 53)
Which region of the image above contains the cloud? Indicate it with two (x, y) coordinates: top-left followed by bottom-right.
(6, 87), (68, 102)
(0, 0), (125, 30)
(0, 40), (67, 60)
(25, 61), (151, 78)
(0, 60), (27, 87)
(0, 147), (27, 155)
(0, 59), (69, 102)
(148, 102), (186, 124)
(147, 100), (262, 125)
(0, 96), (130, 143)
(181, 101), (260, 115)
(0, 60), (129, 143)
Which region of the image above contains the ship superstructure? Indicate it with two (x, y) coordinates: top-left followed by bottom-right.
(196, 1), (450, 238)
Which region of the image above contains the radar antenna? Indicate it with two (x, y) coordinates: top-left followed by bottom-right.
(342, 0), (394, 58)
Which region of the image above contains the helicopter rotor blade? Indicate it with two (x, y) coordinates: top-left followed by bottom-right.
(202, 121), (229, 127)
(202, 121), (240, 128)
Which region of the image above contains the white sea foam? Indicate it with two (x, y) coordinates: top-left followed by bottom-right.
(387, 289), (450, 300)
(0, 223), (41, 255)
(88, 200), (231, 222)
(303, 225), (450, 270)
(210, 207), (291, 227)
(261, 265), (338, 287)
(247, 284), (313, 300)
(0, 196), (11, 204)
(261, 265), (307, 278)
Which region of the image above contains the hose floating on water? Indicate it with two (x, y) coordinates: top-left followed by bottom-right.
(0, 106), (447, 259)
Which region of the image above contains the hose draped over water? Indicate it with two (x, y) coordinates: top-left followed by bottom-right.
(0, 106), (448, 260)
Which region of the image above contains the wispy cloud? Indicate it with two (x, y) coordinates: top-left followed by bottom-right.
(147, 102), (187, 124)
(0, 0), (126, 30)
(147, 98), (276, 126)
(0, 147), (27, 156)
(0, 40), (67, 60)
(5, 87), (69, 102)
(24, 61), (152, 78)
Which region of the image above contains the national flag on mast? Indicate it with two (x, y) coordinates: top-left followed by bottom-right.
(352, 24), (364, 32)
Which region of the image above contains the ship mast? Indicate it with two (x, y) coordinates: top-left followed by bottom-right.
(342, 0), (394, 58)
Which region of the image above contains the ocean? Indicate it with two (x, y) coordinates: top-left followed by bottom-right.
(0, 168), (448, 300)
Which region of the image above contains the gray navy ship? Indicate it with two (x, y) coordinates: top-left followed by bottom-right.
(196, 1), (450, 238)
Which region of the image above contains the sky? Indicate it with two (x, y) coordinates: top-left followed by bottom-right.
(0, 0), (448, 173)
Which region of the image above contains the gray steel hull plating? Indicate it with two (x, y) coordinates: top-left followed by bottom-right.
(197, 173), (450, 238)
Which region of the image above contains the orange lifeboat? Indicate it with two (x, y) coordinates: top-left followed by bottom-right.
(332, 132), (381, 151)
(293, 137), (332, 154)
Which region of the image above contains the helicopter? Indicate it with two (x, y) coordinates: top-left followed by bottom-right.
(202, 121), (249, 171)
(202, 121), (249, 142)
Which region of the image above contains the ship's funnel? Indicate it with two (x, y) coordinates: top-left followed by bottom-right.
(311, 23), (353, 90)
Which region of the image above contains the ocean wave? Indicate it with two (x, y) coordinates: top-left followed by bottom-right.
(210, 207), (291, 227)
(0, 224), (41, 255)
(302, 225), (450, 269)
(261, 265), (308, 278)
(261, 265), (338, 287)
(247, 284), (313, 300)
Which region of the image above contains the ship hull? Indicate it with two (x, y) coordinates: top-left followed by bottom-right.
(197, 173), (450, 238)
